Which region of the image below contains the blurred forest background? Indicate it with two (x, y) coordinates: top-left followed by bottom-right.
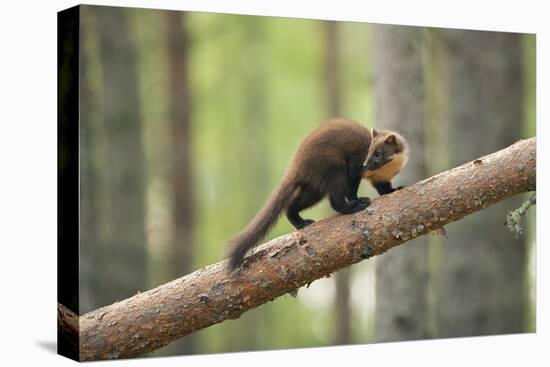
(75, 5), (536, 357)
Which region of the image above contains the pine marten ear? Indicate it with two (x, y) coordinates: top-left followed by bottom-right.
(384, 134), (396, 145)
(372, 128), (379, 137)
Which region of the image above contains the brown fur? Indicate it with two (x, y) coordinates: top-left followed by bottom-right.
(226, 119), (407, 270)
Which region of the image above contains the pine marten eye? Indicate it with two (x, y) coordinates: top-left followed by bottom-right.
(374, 151), (382, 158)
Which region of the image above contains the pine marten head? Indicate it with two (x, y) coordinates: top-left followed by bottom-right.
(362, 128), (409, 182)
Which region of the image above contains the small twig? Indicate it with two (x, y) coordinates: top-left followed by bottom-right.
(505, 192), (536, 237)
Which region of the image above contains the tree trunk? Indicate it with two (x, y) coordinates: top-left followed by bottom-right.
(68, 138), (534, 360)
(372, 24), (429, 341)
(436, 30), (526, 336)
(164, 10), (196, 355)
(235, 17), (271, 351)
(322, 20), (352, 345)
(94, 6), (147, 305)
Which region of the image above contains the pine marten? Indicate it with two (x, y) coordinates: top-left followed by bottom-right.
(226, 118), (408, 270)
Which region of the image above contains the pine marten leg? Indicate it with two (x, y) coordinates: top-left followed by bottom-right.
(329, 171), (370, 214)
(346, 159), (363, 201)
(372, 181), (403, 196)
(286, 186), (324, 229)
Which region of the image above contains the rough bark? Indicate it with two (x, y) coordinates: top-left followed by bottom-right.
(372, 24), (430, 341)
(68, 138), (534, 361)
(58, 301), (79, 360)
(437, 30), (526, 337)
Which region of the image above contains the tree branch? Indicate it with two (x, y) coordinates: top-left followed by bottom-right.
(63, 137), (535, 361)
(57, 303), (79, 360)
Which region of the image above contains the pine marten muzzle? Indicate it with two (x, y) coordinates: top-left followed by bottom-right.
(226, 119), (408, 270)
(363, 127), (408, 195)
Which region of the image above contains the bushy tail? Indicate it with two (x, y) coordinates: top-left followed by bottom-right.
(227, 178), (296, 271)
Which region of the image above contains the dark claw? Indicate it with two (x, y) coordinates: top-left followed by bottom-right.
(296, 219), (315, 229)
(355, 197), (371, 210)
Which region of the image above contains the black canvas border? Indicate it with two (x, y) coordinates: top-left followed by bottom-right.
(57, 5), (80, 361)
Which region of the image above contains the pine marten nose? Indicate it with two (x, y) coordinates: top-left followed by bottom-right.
(365, 160), (379, 170)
